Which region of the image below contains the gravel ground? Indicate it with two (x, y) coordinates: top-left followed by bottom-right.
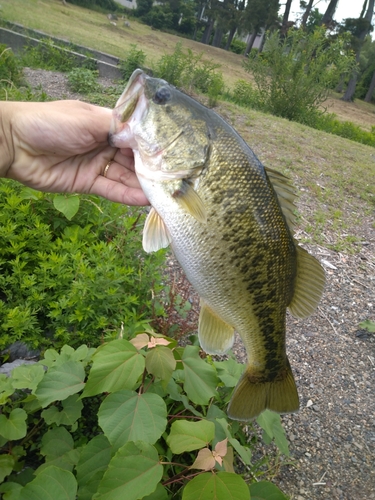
(23, 68), (375, 500)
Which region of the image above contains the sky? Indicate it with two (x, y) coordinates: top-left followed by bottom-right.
(283, 0), (373, 23)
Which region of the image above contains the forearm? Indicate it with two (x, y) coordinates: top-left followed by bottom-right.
(0, 101), (17, 178)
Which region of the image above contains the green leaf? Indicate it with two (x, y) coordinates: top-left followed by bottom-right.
(359, 320), (375, 333)
(76, 435), (111, 496)
(143, 483), (168, 500)
(228, 438), (252, 465)
(98, 390), (167, 450)
(0, 409), (27, 441)
(53, 195), (80, 220)
(82, 340), (145, 398)
(35, 361), (85, 407)
(182, 346), (218, 405)
(256, 410), (289, 456)
(249, 480), (288, 500)
(0, 454), (15, 482)
(10, 364), (45, 393)
(167, 419), (215, 454)
(0, 481), (23, 499)
(0, 374), (15, 404)
(182, 472), (250, 500)
(214, 359), (245, 387)
(94, 441), (163, 500)
(42, 394), (83, 426)
(39, 427), (77, 473)
(145, 346), (176, 388)
(19, 465), (77, 500)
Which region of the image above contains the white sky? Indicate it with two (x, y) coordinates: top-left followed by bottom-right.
(282, 0), (374, 23)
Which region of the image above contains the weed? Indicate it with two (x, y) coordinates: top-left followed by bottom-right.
(20, 39), (76, 72)
(67, 67), (100, 94)
(119, 44), (147, 81)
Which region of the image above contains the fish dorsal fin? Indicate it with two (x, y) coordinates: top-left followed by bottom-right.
(173, 183), (207, 224)
(142, 207), (172, 253)
(288, 246), (325, 319)
(198, 300), (234, 355)
(265, 167), (297, 231)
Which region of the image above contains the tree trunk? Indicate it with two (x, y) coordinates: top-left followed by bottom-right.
(321, 0), (339, 27)
(364, 69), (375, 102)
(201, 18), (215, 45)
(244, 30), (258, 56)
(342, 0), (374, 101)
(280, 0), (293, 36)
(212, 27), (224, 47)
(301, 0), (314, 29)
(225, 26), (237, 50)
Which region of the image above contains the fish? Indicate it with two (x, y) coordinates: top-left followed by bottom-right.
(109, 69), (325, 421)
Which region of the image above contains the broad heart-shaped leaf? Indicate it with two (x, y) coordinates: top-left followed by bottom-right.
(181, 346), (218, 405)
(42, 394), (83, 426)
(0, 409), (27, 440)
(19, 465), (77, 500)
(256, 410), (290, 456)
(249, 480), (288, 500)
(35, 361), (85, 407)
(53, 195), (80, 220)
(145, 346), (176, 388)
(0, 454), (15, 482)
(143, 483), (168, 500)
(76, 435), (111, 497)
(213, 359), (245, 388)
(40, 427), (74, 462)
(94, 441), (163, 500)
(98, 390), (167, 450)
(182, 472), (250, 500)
(0, 374), (14, 404)
(167, 419), (215, 454)
(0, 481), (23, 499)
(10, 363), (45, 393)
(82, 340), (145, 398)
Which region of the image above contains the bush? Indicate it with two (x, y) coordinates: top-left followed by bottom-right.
(67, 68), (100, 94)
(243, 28), (355, 123)
(0, 44), (23, 88)
(0, 338), (290, 499)
(314, 113), (375, 147)
(119, 44), (147, 81)
(21, 39), (76, 72)
(153, 43), (225, 100)
(228, 38), (247, 55)
(0, 181), (165, 351)
(230, 79), (260, 108)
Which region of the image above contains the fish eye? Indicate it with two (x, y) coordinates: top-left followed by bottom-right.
(153, 86), (171, 105)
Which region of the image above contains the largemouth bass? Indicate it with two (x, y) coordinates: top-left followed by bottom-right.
(109, 69), (325, 420)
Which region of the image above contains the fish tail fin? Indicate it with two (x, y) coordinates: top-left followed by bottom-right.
(227, 359), (299, 421)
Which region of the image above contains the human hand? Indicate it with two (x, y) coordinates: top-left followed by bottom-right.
(0, 100), (149, 206)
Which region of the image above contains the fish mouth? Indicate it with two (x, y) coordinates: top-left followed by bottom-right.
(109, 69), (147, 148)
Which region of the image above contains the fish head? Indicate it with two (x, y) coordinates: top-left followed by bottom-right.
(109, 69), (211, 181)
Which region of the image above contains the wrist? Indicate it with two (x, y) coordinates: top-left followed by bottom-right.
(0, 102), (16, 178)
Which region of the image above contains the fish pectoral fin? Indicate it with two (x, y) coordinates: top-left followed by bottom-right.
(227, 360), (299, 421)
(198, 300), (234, 355)
(288, 245), (326, 319)
(142, 207), (172, 253)
(265, 167), (297, 231)
(173, 184), (207, 224)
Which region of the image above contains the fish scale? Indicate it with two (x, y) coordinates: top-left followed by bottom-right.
(110, 69), (325, 420)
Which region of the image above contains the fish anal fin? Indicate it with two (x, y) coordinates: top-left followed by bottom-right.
(198, 300), (234, 355)
(142, 207), (171, 253)
(265, 167), (297, 231)
(288, 246), (325, 319)
(227, 360), (299, 421)
(173, 183), (207, 224)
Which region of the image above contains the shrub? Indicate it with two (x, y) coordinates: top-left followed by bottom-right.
(230, 79), (260, 109)
(0, 338), (290, 499)
(119, 44), (147, 81)
(21, 39), (76, 72)
(228, 38), (247, 55)
(0, 181), (165, 351)
(67, 68), (100, 94)
(243, 27), (356, 123)
(0, 44), (23, 88)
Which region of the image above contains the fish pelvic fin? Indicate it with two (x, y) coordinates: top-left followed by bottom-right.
(288, 246), (325, 319)
(143, 207), (172, 253)
(198, 300), (235, 355)
(227, 360), (299, 421)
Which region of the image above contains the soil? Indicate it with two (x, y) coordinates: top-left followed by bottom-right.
(23, 68), (375, 500)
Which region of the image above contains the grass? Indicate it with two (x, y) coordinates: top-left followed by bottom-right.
(1, 0), (374, 253)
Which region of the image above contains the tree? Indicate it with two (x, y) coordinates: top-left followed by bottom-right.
(321, 0), (340, 27)
(243, 0), (280, 55)
(300, 0), (315, 29)
(342, 0), (375, 101)
(364, 69), (375, 101)
(280, 0), (294, 37)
